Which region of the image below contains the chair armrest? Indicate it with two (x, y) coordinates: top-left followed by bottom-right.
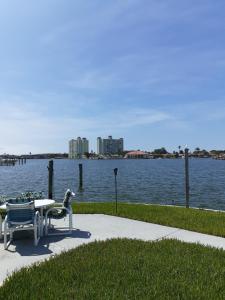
(41, 203), (63, 214)
(45, 206), (71, 218)
(54, 203), (64, 207)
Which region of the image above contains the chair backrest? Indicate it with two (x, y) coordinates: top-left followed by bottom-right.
(63, 189), (75, 209)
(6, 201), (35, 225)
(8, 198), (31, 204)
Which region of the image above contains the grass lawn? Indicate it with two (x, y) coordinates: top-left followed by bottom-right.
(73, 202), (225, 237)
(1, 239), (225, 300)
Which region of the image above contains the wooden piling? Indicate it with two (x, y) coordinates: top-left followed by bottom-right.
(78, 163), (83, 191)
(114, 168), (118, 213)
(48, 160), (54, 199)
(184, 148), (190, 208)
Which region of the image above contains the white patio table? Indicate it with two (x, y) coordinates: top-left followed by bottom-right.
(0, 199), (55, 238)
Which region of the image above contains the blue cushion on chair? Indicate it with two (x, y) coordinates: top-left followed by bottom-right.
(8, 198), (31, 204)
(6, 201), (35, 226)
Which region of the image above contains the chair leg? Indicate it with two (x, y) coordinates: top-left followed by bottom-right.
(46, 215), (72, 236)
(34, 225), (38, 246)
(4, 223), (8, 250)
(45, 216), (49, 235)
(69, 211), (73, 233)
(44, 214), (47, 235)
(38, 220), (41, 238)
(49, 218), (54, 228)
(10, 230), (13, 242)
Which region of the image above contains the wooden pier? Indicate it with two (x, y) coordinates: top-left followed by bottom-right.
(0, 157), (27, 166)
(0, 159), (17, 166)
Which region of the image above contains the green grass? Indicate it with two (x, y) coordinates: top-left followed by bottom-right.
(1, 239), (225, 300)
(73, 202), (225, 237)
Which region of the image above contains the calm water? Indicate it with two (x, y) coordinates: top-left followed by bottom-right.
(0, 158), (225, 210)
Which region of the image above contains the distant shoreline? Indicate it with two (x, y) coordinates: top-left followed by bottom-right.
(1, 150), (225, 160)
(1, 156), (225, 161)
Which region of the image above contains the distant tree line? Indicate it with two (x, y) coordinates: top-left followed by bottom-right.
(2, 148), (225, 160)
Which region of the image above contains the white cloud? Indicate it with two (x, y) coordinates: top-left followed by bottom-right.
(105, 109), (172, 128)
(0, 93), (224, 154)
(0, 95), (174, 154)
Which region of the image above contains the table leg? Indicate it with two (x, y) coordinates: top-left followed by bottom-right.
(0, 214), (2, 240)
(40, 207), (44, 237)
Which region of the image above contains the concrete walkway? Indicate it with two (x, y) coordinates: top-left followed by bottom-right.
(1, 214), (225, 285)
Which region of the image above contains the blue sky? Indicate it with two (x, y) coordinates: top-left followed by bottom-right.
(1, 0), (225, 154)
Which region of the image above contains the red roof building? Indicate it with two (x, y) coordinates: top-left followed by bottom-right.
(124, 151), (149, 159)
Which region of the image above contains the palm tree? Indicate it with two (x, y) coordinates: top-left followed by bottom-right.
(178, 145), (182, 155)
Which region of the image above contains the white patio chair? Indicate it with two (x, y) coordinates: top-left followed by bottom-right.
(45, 189), (75, 236)
(4, 201), (41, 250)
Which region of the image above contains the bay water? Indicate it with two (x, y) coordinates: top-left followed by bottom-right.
(0, 158), (225, 210)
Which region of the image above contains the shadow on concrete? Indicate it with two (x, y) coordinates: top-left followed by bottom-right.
(46, 228), (91, 239)
(72, 229), (91, 239)
(7, 240), (53, 256)
(1, 229), (91, 256)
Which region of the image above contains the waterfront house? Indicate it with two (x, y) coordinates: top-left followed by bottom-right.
(125, 150), (149, 159)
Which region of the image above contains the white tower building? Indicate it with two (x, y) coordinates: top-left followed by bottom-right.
(97, 136), (124, 155)
(69, 137), (89, 158)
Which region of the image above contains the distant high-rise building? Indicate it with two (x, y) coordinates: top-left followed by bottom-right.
(97, 137), (103, 154)
(82, 137), (89, 154)
(97, 136), (124, 155)
(69, 137), (89, 158)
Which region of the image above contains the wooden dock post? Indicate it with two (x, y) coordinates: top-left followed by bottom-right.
(184, 147), (190, 208)
(48, 160), (54, 199)
(114, 168), (118, 213)
(78, 163), (83, 191)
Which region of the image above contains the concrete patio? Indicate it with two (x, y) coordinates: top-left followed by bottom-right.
(1, 214), (225, 285)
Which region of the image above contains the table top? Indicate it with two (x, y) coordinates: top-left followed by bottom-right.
(0, 199), (55, 210)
